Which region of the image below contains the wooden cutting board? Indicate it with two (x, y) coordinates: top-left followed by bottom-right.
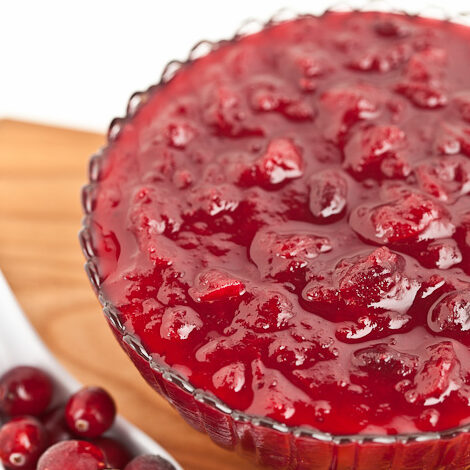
(0, 119), (259, 470)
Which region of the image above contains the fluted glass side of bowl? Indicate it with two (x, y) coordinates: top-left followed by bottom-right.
(80, 3), (470, 468)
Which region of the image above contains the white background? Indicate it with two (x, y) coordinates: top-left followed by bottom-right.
(1, 0), (469, 132)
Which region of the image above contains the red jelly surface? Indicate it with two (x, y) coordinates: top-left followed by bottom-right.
(90, 11), (470, 435)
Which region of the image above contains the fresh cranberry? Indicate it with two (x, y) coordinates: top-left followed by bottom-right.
(36, 440), (107, 470)
(0, 416), (48, 469)
(0, 366), (53, 418)
(343, 125), (410, 179)
(309, 170), (348, 219)
(41, 405), (73, 444)
(92, 436), (131, 468)
(65, 387), (116, 438)
(124, 455), (176, 470)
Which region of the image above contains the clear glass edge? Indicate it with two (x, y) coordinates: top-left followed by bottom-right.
(79, 0), (470, 445)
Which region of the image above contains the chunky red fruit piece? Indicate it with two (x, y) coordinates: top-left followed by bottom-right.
(435, 122), (470, 157)
(92, 436), (132, 468)
(405, 342), (460, 404)
(249, 77), (316, 120)
(0, 417), (48, 470)
(352, 343), (418, 380)
(344, 125), (410, 179)
(160, 306), (203, 341)
(36, 440), (107, 470)
(415, 156), (470, 203)
(416, 239), (463, 270)
(204, 86), (262, 138)
(230, 289), (295, 332)
(309, 170), (348, 219)
(350, 188), (454, 245)
(405, 47), (447, 82)
(124, 455), (176, 470)
(65, 387), (116, 438)
(89, 11), (470, 436)
(319, 84), (381, 144)
(0, 366), (53, 418)
(250, 228), (332, 279)
(165, 121), (196, 149)
(454, 91), (470, 122)
(254, 138), (303, 188)
(188, 269), (245, 303)
(348, 43), (411, 73)
(428, 290), (470, 341)
(303, 247), (419, 319)
(395, 81), (448, 109)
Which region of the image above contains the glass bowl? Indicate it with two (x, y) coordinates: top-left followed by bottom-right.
(80, 3), (470, 468)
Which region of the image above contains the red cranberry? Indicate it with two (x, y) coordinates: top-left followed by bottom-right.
(404, 342), (460, 404)
(248, 78), (315, 121)
(454, 91), (470, 122)
(124, 455), (176, 470)
(319, 84), (381, 144)
(41, 405), (72, 444)
(394, 81), (448, 109)
(352, 344), (418, 381)
(250, 229), (332, 280)
(160, 306), (203, 341)
(0, 366), (53, 417)
(309, 170), (348, 219)
(343, 125), (410, 179)
(255, 138), (304, 188)
(348, 43), (411, 73)
(188, 269), (246, 303)
(36, 440), (107, 470)
(65, 387), (116, 438)
(303, 247), (420, 319)
(350, 188), (454, 245)
(428, 290), (470, 342)
(0, 416), (48, 469)
(91, 436), (131, 468)
(405, 48), (447, 82)
(204, 86), (262, 138)
(231, 289), (295, 333)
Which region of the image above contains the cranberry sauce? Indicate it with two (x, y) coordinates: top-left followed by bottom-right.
(90, 11), (470, 435)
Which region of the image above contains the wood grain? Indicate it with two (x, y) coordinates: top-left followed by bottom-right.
(0, 119), (259, 470)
